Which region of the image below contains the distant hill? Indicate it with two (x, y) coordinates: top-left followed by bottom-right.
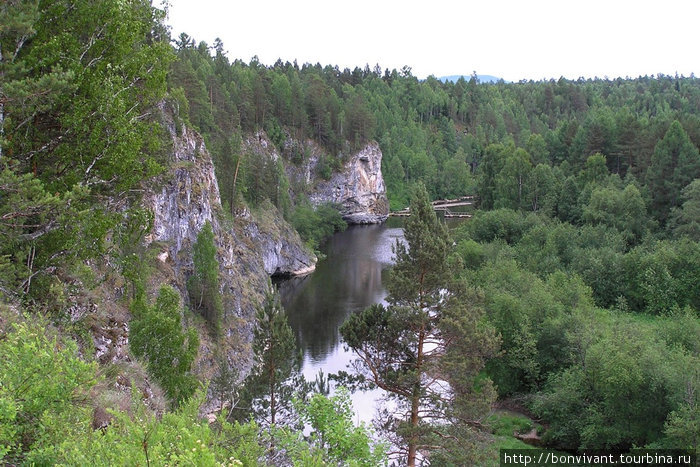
(438, 74), (509, 84)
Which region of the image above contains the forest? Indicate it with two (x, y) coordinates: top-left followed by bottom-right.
(1, 0), (698, 465)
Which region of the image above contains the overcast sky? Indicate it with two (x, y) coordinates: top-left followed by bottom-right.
(166, 0), (698, 82)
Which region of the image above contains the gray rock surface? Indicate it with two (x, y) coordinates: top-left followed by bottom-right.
(243, 134), (389, 225)
(244, 219), (317, 276)
(144, 108), (316, 386)
(309, 142), (389, 224)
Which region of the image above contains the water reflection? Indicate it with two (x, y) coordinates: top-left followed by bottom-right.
(278, 223), (403, 364)
(277, 215), (468, 427)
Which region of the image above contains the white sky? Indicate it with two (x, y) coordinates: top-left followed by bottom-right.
(166, 0), (698, 82)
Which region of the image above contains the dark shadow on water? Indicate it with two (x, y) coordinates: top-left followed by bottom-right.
(277, 223), (402, 363)
(276, 215), (466, 365)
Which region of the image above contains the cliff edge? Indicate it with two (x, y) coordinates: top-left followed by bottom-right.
(309, 142), (389, 224)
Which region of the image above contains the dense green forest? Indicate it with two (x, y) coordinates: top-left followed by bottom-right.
(169, 38), (699, 462)
(1, 0), (699, 465)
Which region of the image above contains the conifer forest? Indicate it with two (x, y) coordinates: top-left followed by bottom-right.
(1, 1), (698, 465)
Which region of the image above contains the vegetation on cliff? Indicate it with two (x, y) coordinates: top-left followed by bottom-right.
(1, 0), (699, 464)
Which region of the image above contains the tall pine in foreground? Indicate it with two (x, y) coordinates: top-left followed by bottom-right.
(341, 184), (499, 466)
(242, 285), (300, 429)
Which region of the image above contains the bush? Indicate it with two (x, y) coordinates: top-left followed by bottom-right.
(130, 286), (199, 405)
(0, 320), (97, 464)
(466, 208), (541, 244)
(291, 202), (347, 250)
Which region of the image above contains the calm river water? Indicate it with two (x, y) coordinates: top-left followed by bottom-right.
(277, 218), (405, 422)
(277, 213), (467, 423)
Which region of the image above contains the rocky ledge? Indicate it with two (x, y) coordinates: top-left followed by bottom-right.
(242, 207), (317, 277)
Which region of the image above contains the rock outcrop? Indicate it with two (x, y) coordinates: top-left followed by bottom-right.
(243, 133), (389, 224)
(145, 116), (261, 378)
(144, 107), (316, 383)
(244, 216), (317, 277)
(309, 142), (389, 224)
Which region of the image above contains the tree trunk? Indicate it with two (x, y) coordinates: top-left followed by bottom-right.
(407, 390), (420, 467)
(269, 363), (276, 426)
(231, 153), (242, 214)
(408, 324), (426, 467)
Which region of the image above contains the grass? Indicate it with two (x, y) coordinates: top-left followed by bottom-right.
(487, 410), (537, 437)
(486, 410), (542, 461)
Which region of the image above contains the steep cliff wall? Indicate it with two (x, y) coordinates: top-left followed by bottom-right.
(244, 209), (317, 276)
(144, 110), (316, 383)
(243, 133), (389, 224)
(309, 142), (389, 224)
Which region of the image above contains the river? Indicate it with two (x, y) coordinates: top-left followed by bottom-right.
(277, 218), (405, 422)
(277, 211), (469, 425)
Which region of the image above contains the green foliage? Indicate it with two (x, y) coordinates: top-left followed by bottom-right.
(527, 163), (559, 213)
(0, 319), (97, 464)
(341, 184), (498, 465)
(0, 0), (170, 302)
(580, 153), (609, 186)
(533, 313), (694, 451)
(43, 391), (265, 466)
(291, 202), (347, 251)
(241, 150), (292, 212)
(288, 387), (388, 466)
(0, 317), (394, 465)
(647, 121), (700, 224)
(463, 208), (542, 245)
(3, 0), (171, 191)
(114, 207), (154, 300)
(661, 365), (699, 452)
(0, 166), (85, 299)
(242, 285), (300, 428)
(188, 221), (223, 335)
(459, 206), (698, 451)
(440, 152), (476, 199)
(473, 259), (584, 395)
(669, 179), (700, 240)
(130, 286), (199, 405)
(583, 183), (650, 246)
(495, 148), (532, 210)
(487, 411), (536, 438)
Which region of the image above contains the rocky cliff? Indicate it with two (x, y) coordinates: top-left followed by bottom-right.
(244, 211), (317, 277)
(144, 108), (316, 382)
(138, 116), (386, 402)
(243, 134), (389, 224)
(309, 142), (389, 224)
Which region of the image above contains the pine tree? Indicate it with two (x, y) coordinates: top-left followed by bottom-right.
(340, 183), (498, 466)
(245, 285), (300, 428)
(0, 0), (171, 301)
(188, 221), (223, 335)
(669, 179), (700, 241)
(647, 121), (700, 224)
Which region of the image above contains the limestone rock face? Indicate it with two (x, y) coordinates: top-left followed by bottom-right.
(144, 107), (316, 386)
(144, 115), (263, 379)
(147, 122), (222, 266)
(244, 219), (317, 277)
(243, 134), (389, 225)
(309, 142), (389, 224)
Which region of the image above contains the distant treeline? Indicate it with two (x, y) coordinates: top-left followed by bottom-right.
(169, 36), (699, 221)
